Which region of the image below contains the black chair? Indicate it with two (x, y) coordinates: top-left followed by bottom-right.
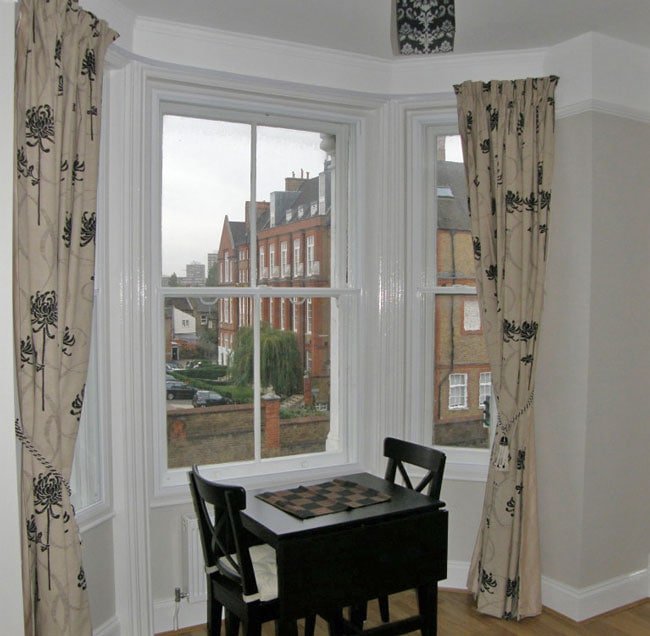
(188, 465), (317, 635)
(347, 438), (446, 632)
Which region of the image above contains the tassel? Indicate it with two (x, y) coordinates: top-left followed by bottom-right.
(493, 435), (510, 471)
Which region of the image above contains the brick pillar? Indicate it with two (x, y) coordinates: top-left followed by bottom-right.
(262, 390), (281, 450)
(303, 373), (312, 406)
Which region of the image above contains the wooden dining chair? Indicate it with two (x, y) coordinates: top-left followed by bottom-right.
(345, 438), (447, 632)
(188, 465), (317, 635)
(377, 437), (446, 624)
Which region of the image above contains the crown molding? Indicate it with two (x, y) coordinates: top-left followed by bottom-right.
(103, 12), (650, 122)
(557, 98), (650, 125)
(133, 16), (391, 94)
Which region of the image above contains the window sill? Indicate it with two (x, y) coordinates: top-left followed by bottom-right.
(151, 459), (365, 508)
(438, 446), (490, 482)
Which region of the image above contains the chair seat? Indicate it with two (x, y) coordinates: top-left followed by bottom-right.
(218, 543), (279, 602)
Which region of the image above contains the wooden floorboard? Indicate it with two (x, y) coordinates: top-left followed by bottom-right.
(157, 589), (650, 635)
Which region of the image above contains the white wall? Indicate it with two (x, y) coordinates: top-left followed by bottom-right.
(0, 1), (25, 634)
(583, 113), (650, 585)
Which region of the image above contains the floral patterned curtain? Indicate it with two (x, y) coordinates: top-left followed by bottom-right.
(14, 1), (116, 634)
(454, 76), (558, 619)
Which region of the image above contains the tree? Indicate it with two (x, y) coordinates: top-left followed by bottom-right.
(168, 272), (179, 287)
(229, 324), (302, 396)
(206, 263), (218, 286)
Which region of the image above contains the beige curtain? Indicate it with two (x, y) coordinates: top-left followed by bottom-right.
(14, 1), (117, 634)
(454, 76), (558, 619)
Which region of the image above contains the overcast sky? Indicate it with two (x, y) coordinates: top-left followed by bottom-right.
(161, 117), (463, 277)
(161, 116), (326, 277)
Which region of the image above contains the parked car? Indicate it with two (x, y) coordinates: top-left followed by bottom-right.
(166, 380), (197, 400)
(192, 390), (232, 408)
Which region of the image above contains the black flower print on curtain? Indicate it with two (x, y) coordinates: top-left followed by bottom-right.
(454, 77), (558, 621)
(13, 1), (117, 635)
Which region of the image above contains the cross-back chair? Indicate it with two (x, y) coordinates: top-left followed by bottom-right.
(342, 438), (447, 633)
(189, 465), (314, 635)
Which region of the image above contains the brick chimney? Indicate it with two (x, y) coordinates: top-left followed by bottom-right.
(285, 169), (308, 192)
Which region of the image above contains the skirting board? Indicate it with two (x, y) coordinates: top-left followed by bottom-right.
(154, 598), (210, 634)
(541, 567), (649, 622)
(151, 562), (649, 632)
(93, 616), (120, 636)
(430, 560), (650, 622)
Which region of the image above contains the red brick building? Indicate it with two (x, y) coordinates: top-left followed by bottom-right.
(216, 162), (332, 399)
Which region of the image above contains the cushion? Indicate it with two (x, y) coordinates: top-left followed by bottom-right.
(218, 543), (278, 602)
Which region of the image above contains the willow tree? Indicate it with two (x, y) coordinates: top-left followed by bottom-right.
(229, 324), (302, 396)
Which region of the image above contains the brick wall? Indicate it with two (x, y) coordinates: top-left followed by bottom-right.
(167, 403), (329, 468)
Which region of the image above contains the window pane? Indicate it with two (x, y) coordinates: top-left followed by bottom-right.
(261, 296), (331, 459)
(164, 294), (332, 467)
(164, 296), (254, 468)
(432, 134), (491, 448)
(70, 305), (102, 511)
(256, 127), (332, 286)
(434, 295), (490, 447)
(436, 135), (473, 286)
(162, 116), (251, 287)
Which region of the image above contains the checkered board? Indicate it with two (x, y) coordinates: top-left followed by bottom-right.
(256, 479), (391, 519)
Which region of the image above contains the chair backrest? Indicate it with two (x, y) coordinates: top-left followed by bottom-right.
(188, 465), (258, 597)
(383, 437), (446, 499)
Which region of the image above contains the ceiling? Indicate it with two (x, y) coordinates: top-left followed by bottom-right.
(124, 0), (650, 59)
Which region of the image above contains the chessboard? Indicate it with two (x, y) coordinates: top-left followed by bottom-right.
(256, 478), (391, 519)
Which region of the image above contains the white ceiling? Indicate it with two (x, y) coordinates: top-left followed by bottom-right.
(124, 0), (650, 59)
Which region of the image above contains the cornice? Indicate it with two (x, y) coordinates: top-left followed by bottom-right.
(557, 99), (650, 125)
(96, 13), (650, 124)
(133, 16), (390, 94)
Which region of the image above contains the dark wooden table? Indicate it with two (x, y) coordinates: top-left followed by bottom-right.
(242, 472), (448, 635)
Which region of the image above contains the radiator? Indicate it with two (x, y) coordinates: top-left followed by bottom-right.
(181, 514), (207, 603)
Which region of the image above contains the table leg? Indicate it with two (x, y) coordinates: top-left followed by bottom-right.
(416, 583), (438, 636)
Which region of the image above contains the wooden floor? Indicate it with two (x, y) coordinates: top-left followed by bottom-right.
(159, 589), (650, 635)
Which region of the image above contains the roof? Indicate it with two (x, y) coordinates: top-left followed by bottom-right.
(229, 221), (248, 247)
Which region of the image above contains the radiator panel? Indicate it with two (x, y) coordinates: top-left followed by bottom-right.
(181, 514), (207, 603)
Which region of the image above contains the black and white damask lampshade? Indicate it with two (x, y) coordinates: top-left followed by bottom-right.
(395, 0), (455, 55)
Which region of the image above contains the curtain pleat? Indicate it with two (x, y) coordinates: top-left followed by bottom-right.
(14, 1), (117, 633)
(454, 76), (558, 619)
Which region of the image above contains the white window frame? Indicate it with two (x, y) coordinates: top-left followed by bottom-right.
(70, 105), (112, 530)
(280, 297), (286, 330)
(479, 371), (492, 408)
(293, 238), (301, 269)
(405, 109), (492, 482)
(306, 235), (315, 275)
(269, 243), (276, 277)
(149, 88), (361, 498)
(306, 297), (313, 334)
(448, 373), (468, 410)
(280, 240), (288, 277)
(292, 297), (298, 333)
